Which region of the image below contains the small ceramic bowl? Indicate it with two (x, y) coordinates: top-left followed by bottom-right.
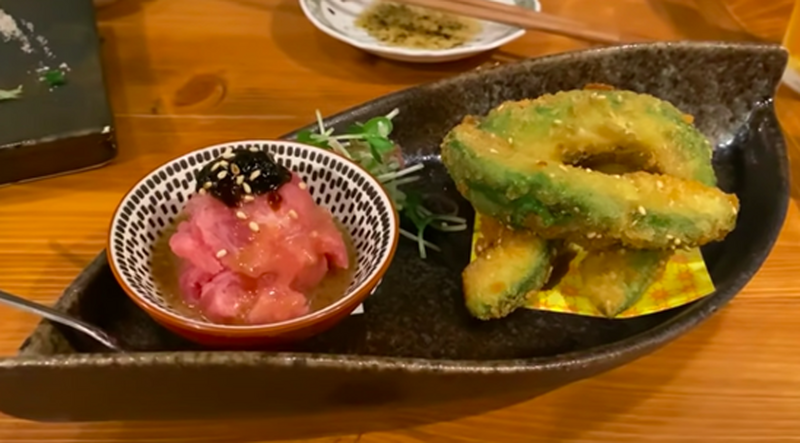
(299, 0), (541, 63)
(107, 140), (399, 348)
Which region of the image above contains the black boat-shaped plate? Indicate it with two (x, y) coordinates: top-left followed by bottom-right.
(0, 42), (789, 422)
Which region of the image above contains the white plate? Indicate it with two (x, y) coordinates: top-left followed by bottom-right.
(299, 0), (541, 63)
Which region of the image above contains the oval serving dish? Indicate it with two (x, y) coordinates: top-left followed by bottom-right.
(0, 42), (790, 422)
(299, 0), (540, 63)
(107, 141), (399, 348)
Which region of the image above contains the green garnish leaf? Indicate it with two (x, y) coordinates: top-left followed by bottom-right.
(43, 69), (66, 87)
(296, 129), (330, 148)
(364, 134), (395, 154)
(368, 144), (383, 164)
(363, 116), (393, 138)
(346, 123), (365, 134)
(296, 129), (314, 142)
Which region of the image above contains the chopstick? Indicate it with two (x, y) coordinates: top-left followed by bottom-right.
(388, 0), (650, 44)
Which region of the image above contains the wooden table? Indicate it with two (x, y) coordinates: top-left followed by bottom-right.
(0, 0), (798, 441)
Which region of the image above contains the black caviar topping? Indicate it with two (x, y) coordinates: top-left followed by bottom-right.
(195, 147), (291, 207)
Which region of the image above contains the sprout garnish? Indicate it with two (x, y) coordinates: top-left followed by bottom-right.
(296, 109), (467, 258)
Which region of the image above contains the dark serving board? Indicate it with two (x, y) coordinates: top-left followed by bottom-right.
(0, 0), (116, 186)
(0, 42), (789, 422)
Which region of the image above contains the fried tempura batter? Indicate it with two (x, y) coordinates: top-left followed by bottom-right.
(445, 89), (740, 319)
(463, 227), (554, 320)
(441, 89), (739, 251)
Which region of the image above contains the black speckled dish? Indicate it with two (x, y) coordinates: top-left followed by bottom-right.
(0, 42), (789, 422)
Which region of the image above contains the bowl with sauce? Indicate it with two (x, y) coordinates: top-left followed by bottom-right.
(107, 140), (399, 347)
(299, 0), (540, 63)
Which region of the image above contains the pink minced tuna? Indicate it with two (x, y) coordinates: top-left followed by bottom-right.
(169, 174), (349, 325)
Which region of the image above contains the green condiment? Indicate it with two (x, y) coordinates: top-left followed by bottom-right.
(43, 69), (66, 87)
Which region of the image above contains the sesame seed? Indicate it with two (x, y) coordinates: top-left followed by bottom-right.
(666, 234), (674, 239)
(674, 238), (682, 245)
(489, 148), (499, 154)
(249, 147), (259, 152)
(243, 195), (255, 202)
(637, 206), (646, 215)
(203, 181), (212, 189)
(249, 170), (261, 180)
(236, 211), (247, 220)
(554, 119), (562, 125)
(222, 151), (235, 159)
(211, 162), (221, 171)
(222, 147), (233, 156)
(216, 249), (228, 258)
(217, 170), (228, 180)
(298, 182), (307, 190)
(587, 232), (596, 238)
(288, 210), (298, 219)
(236, 175), (245, 185)
(218, 160), (229, 168)
(199, 188), (207, 195)
(507, 137), (514, 144)
(559, 165), (568, 171)
(249, 221), (260, 232)
(656, 180), (664, 190)
(243, 182), (252, 194)
(230, 164), (241, 175)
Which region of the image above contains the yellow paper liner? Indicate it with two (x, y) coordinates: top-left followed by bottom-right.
(470, 213), (716, 318)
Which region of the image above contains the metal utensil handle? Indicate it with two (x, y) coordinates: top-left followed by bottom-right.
(0, 288), (121, 351)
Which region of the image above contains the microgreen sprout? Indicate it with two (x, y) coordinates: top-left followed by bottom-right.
(297, 109), (468, 258)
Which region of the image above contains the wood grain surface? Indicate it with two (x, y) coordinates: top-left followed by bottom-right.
(0, 0), (799, 441)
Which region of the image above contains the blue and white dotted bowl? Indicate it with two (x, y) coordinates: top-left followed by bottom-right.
(107, 140), (399, 346)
